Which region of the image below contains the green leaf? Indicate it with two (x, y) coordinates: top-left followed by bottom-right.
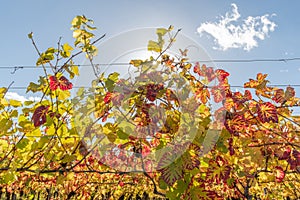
(117, 129), (129, 140)
(186, 186), (209, 200)
(26, 82), (40, 93)
(36, 51), (55, 66)
(158, 178), (168, 190)
(176, 180), (189, 193)
(158, 152), (184, 186)
(2, 171), (16, 184)
(0, 119), (12, 135)
(105, 72), (119, 92)
(202, 129), (220, 155)
(10, 110), (18, 118)
(37, 136), (50, 149)
(24, 100), (34, 106)
(16, 138), (30, 149)
(107, 133), (117, 143)
(61, 154), (76, 163)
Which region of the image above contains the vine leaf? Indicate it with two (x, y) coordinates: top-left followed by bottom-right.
(257, 102), (278, 123)
(157, 149), (184, 186)
(49, 75), (73, 91)
(32, 105), (49, 127)
(157, 144), (201, 186)
(182, 143), (201, 170)
(273, 89), (285, 103)
(285, 86), (295, 100)
(186, 185), (209, 200)
(215, 69), (229, 82)
(211, 86), (225, 103)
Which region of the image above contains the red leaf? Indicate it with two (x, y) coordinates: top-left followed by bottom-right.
(104, 92), (112, 103)
(231, 90), (252, 104)
(292, 150), (300, 164)
(276, 147), (291, 160)
(193, 63), (216, 82)
(193, 62), (201, 75)
(224, 115), (247, 136)
(244, 90), (252, 101)
(49, 76), (59, 90)
(215, 69), (229, 82)
(32, 105), (49, 127)
(257, 102), (278, 123)
(58, 76), (73, 90)
(142, 144), (151, 157)
(206, 67), (216, 82)
(49, 75), (73, 91)
(275, 166), (285, 182)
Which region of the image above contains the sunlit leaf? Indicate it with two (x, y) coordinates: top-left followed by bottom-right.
(9, 99), (22, 107)
(215, 69), (229, 82)
(130, 59), (143, 67)
(257, 102), (278, 123)
(211, 86), (225, 103)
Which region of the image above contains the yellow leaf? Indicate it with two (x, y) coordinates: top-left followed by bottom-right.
(57, 90), (70, 101)
(156, 28), (168, 36)
(9, 99), (22, 107)
(73, 29), (82, 38)
(1, 98), (9, 107)
(130, 59), (143, 67)
(28, 32), (33, 39)
(148, 40), (161, 52)
(71, 65), (79, 75)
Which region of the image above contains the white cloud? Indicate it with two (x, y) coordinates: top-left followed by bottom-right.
(197, 3), (277, 51)
(5, 92), (41, 102)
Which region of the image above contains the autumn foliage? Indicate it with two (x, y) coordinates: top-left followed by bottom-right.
(0, 15), (300, 200)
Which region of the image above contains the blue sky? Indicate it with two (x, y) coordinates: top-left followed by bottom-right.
(1, 0), (300, 105)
